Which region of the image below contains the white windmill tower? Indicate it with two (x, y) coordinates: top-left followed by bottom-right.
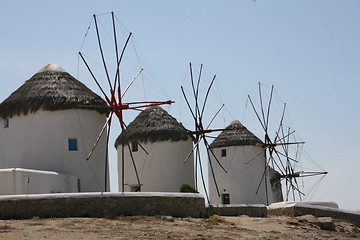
(208, 120), (274, 205)
(114, 106), (195, 192)
(0, 64), (108, 194)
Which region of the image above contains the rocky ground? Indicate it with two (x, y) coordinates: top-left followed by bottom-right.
(0, 215), (359, 240)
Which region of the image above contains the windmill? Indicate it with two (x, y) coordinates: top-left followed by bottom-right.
(78, 12), (173, 192)
(181, 63), (231, 202)
(246, 82), (328, 201)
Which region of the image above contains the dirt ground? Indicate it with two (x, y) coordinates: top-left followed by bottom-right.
(0, 215), (359, 240)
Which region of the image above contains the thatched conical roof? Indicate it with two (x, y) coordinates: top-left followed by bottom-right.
(0, 64), (107, 119)
(115, 106), (190, 147)
(209, 120), (263, 148)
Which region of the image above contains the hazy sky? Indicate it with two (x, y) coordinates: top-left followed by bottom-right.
(1, 1), (359, 210)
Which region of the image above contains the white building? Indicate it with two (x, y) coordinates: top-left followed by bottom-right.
(115, 106), (194, 192)
(0, 64), (109, 194)
(0, 168), (78, 195)
(208, 120), (275, 205)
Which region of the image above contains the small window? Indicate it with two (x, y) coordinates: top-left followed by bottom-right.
(222, 193), (230, 204)
(132, 141), (138, 152)
(3, 118), (9, 128)
(68, 139), (78, 151)
(221, 149), (226, 157)
(130, 185), (141, 192)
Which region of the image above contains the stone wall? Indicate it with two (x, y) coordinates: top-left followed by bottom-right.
(214, 204), (267, 217)
(0, 192), (205, 219)
(268, 203), (360, 227)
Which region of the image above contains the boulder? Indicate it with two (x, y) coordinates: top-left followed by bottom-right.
(296, 214), (320, 225)
(318, 217), (336, 231)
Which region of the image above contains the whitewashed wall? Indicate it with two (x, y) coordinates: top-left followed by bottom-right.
(208, 145), (274, 205)
(0, 109), (108, 192)
(0, 168), (78, 195)
(117, 139), (194, 192)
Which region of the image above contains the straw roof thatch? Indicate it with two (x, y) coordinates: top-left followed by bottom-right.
(0, 64), (107, 119)
(115, 106), (191, 147)
(209, 120), (263, 148)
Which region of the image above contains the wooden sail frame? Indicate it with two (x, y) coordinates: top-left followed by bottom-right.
(78, 12), (174, 192)
(181, 63), (235, 203)
(247, 82), (328, 201)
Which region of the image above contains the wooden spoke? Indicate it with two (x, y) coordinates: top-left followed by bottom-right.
(247, 95), (266, 132)
(265, 85), (274, 131)
(127, 142), (141, 190)
(184, 135), (203, 163)
(104, 118), (111, 191)
(114, 32), (132, 92)
(197, 146), (210, 202)
(181, 86), (196, 120)
(206, 147), (221, 197)
(246, 149), (266, 165)
(93, 14), (113, 91)
(204, 137), (227, 173)
(258, 82), (267, 132)
(78, 52), (109, 101)
(111, 11), (120, 93)
(200, 74), (216, 119)
(86, 112), (113, 160)
(189, 63), (201, 119)
(121, 69), (144, 98)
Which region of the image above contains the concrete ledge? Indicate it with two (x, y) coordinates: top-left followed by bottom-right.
(268, 202), (360, 227)
(213, 204), (267, 217)
(0, 192), (205, 219)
